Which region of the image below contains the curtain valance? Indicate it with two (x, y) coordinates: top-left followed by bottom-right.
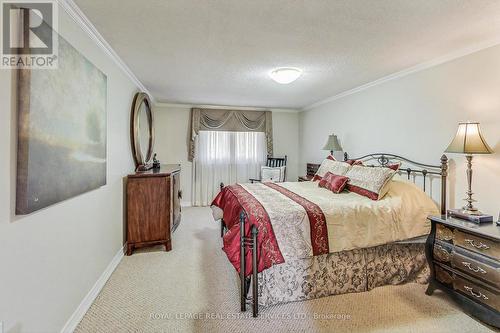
(188, 108), (273, 161)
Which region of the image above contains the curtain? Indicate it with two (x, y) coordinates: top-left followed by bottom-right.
(192, 131), (267, 206)
(188, 108), (273, 161)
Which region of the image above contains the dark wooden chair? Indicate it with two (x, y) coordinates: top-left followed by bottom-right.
(249, 155), (287, 183)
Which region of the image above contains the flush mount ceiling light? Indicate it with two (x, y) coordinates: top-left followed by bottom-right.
(269, 67), (302, 84)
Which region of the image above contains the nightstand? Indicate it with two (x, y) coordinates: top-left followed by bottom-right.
(299, 163), (320, 182)
(426, 215), (500, 328)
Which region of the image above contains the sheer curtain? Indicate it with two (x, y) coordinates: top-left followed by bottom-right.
(192, 130), (267, 206)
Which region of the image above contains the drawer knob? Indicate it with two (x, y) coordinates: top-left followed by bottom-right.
(461, 261), (487, 274)
(463, 285), (488, 300)
(464, 239), (490, 250)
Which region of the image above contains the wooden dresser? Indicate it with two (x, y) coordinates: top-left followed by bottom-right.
(426, 215), (500, 328)
(126, 164), (181, 255)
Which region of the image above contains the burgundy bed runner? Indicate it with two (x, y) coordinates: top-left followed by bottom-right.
(264, 182), (329, 255)
(212, 182), (328, 276)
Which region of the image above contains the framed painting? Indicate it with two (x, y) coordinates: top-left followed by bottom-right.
(16, 34), (107, 214)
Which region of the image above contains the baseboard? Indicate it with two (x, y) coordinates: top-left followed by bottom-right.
(181, 201), (192, 207)
(60, 245), (125, 333)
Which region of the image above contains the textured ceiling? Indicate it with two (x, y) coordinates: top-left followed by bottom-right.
(74, 0), (500, 109)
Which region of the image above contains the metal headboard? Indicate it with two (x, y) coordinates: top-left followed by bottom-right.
(344, 152), (448, 215)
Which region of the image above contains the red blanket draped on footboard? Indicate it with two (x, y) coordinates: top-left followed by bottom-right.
(212, 184), (284, 276)
(212, 183), (329, 276)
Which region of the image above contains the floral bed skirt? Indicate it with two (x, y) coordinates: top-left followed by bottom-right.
(258, 242), (429, 307)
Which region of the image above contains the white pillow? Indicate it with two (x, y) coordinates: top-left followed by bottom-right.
(345, 165), (396, 200)
(314, 159), (351, 180)
(261, 166), (286, 182)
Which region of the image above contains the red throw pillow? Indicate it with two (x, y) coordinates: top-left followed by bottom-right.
(345, 159), (363, 165)
(318, 172), (349, 194)
(387, 162), (401, 171)
(326, 155), (335, 161)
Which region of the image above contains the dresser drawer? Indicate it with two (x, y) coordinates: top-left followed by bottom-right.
(453, 275), (500, 312)
(434, 265), (454, 286)
(454, 230), (500, 261)
(436, 224), (454, 242)
(452, 251), (500, 288)
(433, 243), (452, 264)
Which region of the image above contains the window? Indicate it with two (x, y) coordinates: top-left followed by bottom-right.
(193, 131), (267, 206)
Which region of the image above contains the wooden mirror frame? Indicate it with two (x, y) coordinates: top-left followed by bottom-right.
(130, 92), (154, 171)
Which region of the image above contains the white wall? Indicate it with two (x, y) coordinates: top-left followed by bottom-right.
(300, 45), (500, 216)
(154, 106), (300, 205)
(0, 9), (138, 333)
(153, 105), (192, 204)
(272, 111), (300, 182)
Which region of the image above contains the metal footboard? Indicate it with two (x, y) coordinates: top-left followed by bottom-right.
(240, 211), (259, 317)
(219, 183), (259, 317)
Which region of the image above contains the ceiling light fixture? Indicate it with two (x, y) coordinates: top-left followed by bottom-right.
(269, 67), (302, 84)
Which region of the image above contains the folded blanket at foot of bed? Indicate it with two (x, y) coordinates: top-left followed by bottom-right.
(211, 182), (329, 276)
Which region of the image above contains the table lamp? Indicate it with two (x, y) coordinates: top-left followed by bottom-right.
(323, 134), (343, 156)
(445, 122), (493, 215)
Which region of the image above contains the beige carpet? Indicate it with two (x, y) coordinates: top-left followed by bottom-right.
(76, 207), (495, 333)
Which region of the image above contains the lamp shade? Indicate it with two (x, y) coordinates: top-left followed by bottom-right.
(323, 134), (343, 152)
(445, 122), (492, 154)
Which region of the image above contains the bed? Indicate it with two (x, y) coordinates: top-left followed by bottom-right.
(211, 153), (448, 317)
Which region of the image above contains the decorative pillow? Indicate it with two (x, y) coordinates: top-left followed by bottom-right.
(346, 160), (400, 170)
(345, 159), (363, 165)
(345, 165), (396, 200)
(326, 155), (335, 161)
(387, 162), (401, 171)
(261, 166), (285, 182)
(318, 172), (349, 194)
(313, 158), (351, 181)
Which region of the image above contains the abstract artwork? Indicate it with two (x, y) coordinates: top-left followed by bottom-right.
(16, 34), (107, 214)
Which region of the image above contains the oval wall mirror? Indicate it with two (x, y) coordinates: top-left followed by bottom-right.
(130, 92), (154, 171)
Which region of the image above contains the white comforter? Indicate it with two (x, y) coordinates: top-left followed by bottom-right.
(240, 179), (438, 258)
(282, 179), (438, 253)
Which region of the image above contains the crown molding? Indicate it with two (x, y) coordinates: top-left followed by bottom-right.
(303, 38), (500, 111)
(57, 0), (155, 102)
(154, 102), (300, 113)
